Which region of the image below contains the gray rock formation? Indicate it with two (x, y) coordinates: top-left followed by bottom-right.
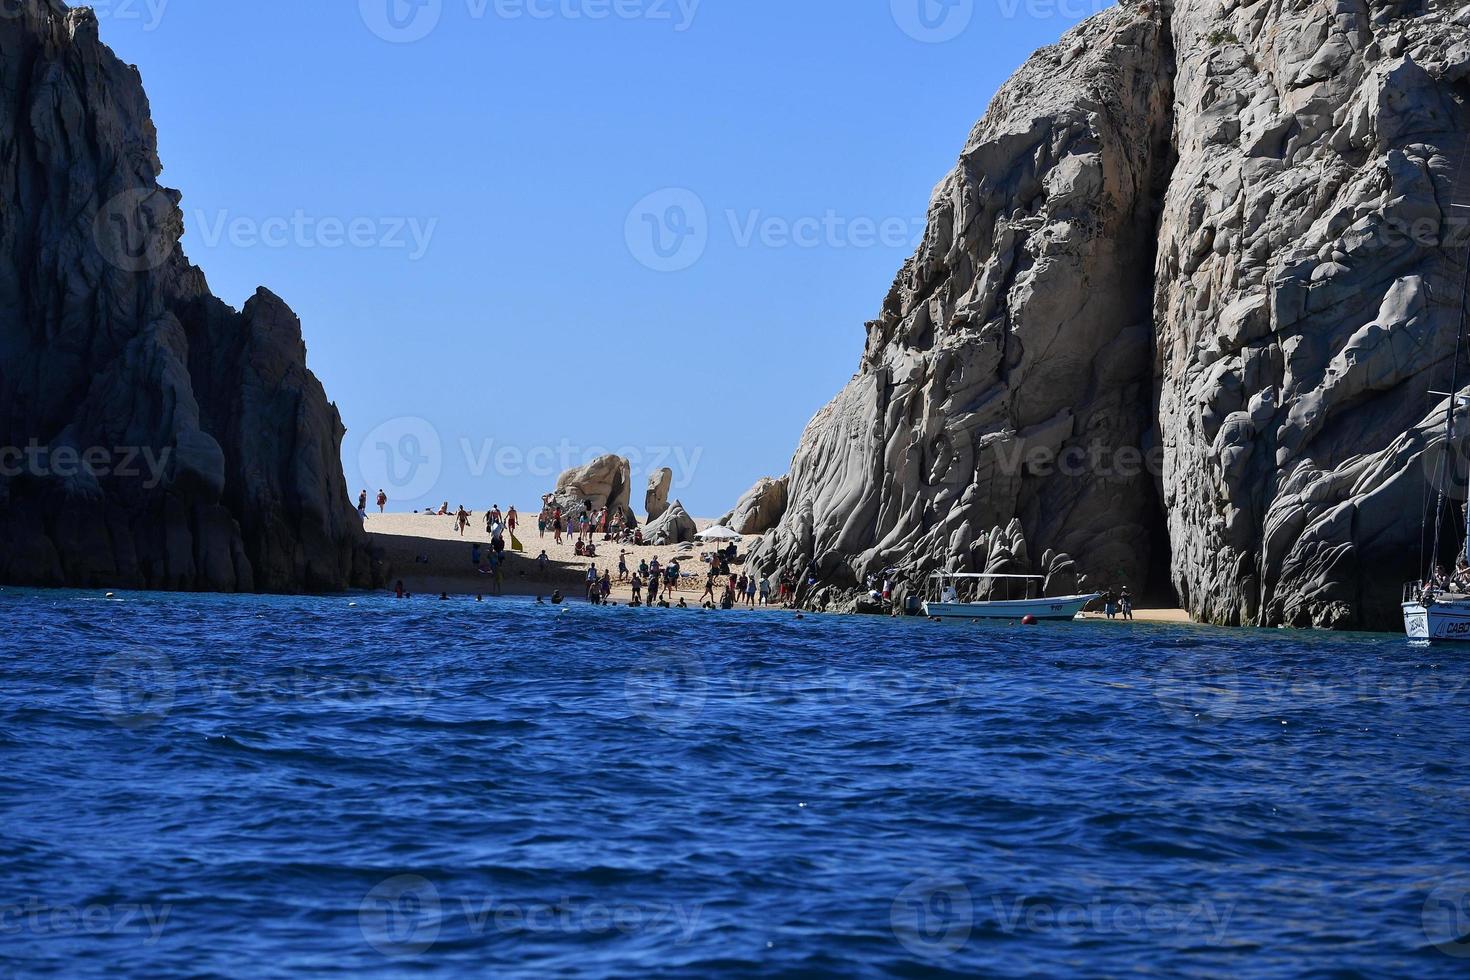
(720, 476), (789, 535)
(645, 467), (673, 521)
(0, 1), (380, 592)
(751, 0), (1470, 630)
(641, 500), (697, 546)
(547, 455), (637, 527)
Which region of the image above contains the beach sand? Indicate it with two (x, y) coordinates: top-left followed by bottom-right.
(1078, 607), (1193, 624)
(363, 511), (747, 602)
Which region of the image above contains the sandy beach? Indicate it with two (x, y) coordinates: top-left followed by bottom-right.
(363, 511), (753, 602)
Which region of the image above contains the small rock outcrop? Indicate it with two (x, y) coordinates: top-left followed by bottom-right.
(641, 501), (697, 546)
(645, 467), (673, 521)
(0, 1), (379, 592)
(750, 0), (1470, 630)
(547, 455), (637, 527)
(720, 476), (789, 535)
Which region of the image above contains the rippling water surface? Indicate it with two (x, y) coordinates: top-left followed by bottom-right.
(3, 588), (1470, 977)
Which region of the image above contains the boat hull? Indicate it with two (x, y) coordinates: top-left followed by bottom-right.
(922, 593), (1102, 622)
(1403, 600), (1470, 642)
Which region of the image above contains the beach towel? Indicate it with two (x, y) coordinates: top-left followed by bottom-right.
(511, 533), (524, 553)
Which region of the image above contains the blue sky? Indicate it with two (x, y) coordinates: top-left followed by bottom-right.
(95, 0), (1107, 516)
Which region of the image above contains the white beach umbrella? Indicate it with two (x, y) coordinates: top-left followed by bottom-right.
(696, 525), (742, 541)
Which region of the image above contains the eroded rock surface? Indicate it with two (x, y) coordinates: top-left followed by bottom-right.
(645, 467), (672, 521)
(720, 476), (790, 536)
(547, 455), (637, 527)
(641, 500), (697, 546)
(751, 0), (1470, 630)
(0, 1), (378, 592)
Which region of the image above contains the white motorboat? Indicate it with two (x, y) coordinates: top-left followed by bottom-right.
(921, 572), (1102, 622)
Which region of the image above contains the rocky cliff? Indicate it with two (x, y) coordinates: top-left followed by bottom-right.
(752, 0), (1470, 629)
(0, 1), (379, 592)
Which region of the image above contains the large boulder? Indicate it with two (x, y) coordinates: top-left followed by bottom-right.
(720, 476), (789, 535)
(547, 455), (637, 527)
(641, 501), (697, 546)
(645, 467), (673, 521)
(0, 1), (380, 593)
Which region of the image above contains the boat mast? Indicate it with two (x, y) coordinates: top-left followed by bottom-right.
(1431, 190), (1470, 575)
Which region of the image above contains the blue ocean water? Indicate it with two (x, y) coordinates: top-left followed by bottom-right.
(2, 589), (1469, 978)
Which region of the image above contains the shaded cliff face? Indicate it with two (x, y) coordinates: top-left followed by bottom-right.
(755, 0), (1470, 629)
(0, 2), (378, 592)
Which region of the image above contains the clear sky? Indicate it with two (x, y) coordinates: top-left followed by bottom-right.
(95, 0), (1108, 517)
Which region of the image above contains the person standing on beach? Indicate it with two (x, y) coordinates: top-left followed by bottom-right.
(1120, 588), (1134, 621)
(618, 551), (629, 582)
(507, 506), (518, 535)
(631, 572), (643, 606)
(358, 491), (368, 520)
(744, 575), (757, 607)
(377, 490), (388, 514)
(553, 515), (563, 546)
(759, 575), (772, 606)
(537, 549), (549, 580)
